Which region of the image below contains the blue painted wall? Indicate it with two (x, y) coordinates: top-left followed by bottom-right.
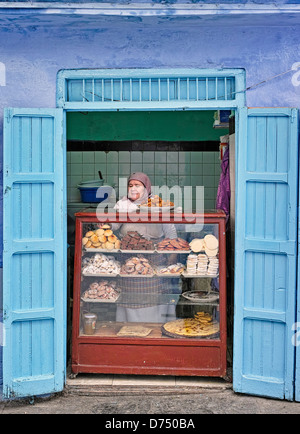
(0, 2), (300, 390)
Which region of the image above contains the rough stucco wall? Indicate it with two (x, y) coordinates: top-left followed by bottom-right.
(0, 19), (299, 114)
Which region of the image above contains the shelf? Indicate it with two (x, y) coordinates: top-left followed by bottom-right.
(82, 272), (119, 277)
(79, 321), (220, 340)
(82, 271), (218, 279)
(80, 293), (219, 306)
(81, 291), (121, 303)
(120, 249), (156, 254)
(119, 273), (155, 278)
(84, 248), (191, 254)
(80, 321), (167, 339)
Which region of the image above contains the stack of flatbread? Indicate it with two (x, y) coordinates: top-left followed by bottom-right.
(189, 234), (219, 257)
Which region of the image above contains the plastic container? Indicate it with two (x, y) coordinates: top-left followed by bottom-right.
(82, 313), (97, 335)
(79, 179), (104, 186)
(77, 184), (113, 203)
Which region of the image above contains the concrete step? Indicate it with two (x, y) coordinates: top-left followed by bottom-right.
(66, 374), (232, 396)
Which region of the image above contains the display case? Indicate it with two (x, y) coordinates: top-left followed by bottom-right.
(71, 211), (227, 377)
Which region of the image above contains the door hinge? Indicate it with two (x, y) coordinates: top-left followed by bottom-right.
(5, 109), (12, 124)
(4, 185), (11, 195)
(3, 309), (7, 321)
(291, 109), (297, 123)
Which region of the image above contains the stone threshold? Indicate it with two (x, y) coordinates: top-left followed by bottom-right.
(66, 374), (232, 396)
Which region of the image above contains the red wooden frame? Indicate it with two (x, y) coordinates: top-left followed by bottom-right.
(71, 211), (227, 377)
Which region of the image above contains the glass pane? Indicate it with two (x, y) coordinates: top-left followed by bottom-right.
(79, 221), (220, 340)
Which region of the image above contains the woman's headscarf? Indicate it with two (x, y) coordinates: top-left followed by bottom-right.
(127, 172), (152, 204)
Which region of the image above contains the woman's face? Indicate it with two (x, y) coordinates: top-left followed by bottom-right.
(128, 180), (145, 201)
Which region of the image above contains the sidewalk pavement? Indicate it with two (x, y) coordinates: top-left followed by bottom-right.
(1, 374), (300, 414)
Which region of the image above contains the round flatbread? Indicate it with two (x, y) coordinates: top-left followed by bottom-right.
(205, 247), (219, 257)
(189, 238), (205, 253)
(204, 234), (219, 250)
(162, 313), (219, 338)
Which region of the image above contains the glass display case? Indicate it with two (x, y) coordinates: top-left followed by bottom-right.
(71, 211), (227, 377)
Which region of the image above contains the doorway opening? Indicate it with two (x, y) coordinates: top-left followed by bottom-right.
(66, 109), (236, 374)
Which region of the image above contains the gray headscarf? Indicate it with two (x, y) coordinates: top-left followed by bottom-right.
(127, 172), (152, 204)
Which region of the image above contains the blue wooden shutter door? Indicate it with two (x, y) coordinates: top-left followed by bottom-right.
(233, 107), (298, 400)
(3, 108), (66, 398)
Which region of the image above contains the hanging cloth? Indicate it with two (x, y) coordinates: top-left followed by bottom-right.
(216, 146), (230, 221)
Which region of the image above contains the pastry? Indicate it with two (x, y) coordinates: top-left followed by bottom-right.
(82, 253), (121, 275)
(105, 241), (114, 250)
(108, 234), (117, 243)
(157, 263), (185, 275)
(95, 228), (105, 237)
(157, 238), (190, 251)
(82, 227), (121, 251)
(83, 280), (121, 301)
(91, 234), (99, 243)
(204, 234), (219, 250)
(117, 326), (152, 337)
(189, 238), (205, 253)
(82, 237), (89, 246)
(120, 255), (154, 275)
(205, 247), (219, 257)
(99, 235), (107, 243)
(140, 195), (174, 207)
(120, 231), (155, 251)
(162, 312), (219, 338)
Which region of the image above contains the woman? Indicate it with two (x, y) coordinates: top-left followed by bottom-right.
(113, 172), (178, 323)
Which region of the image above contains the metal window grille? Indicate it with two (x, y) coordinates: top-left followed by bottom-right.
(57, 69), (245, 109)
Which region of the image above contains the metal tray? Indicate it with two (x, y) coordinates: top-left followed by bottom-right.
(82, 272), (119, 277)
(182, 291), (219, 303)
(81, 293), (121, 303)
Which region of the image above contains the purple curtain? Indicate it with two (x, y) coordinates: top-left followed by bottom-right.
(216, 146), (230, 220)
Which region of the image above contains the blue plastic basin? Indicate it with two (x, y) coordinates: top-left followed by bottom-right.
(77, 185), (113, 203)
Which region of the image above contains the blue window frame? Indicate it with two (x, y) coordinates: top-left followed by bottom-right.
(57, 68), (246, 110)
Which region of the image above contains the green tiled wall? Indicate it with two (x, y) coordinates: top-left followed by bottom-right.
(67, 151), (221, 209)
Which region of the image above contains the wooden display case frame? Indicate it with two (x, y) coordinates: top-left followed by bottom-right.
(71, 211), (227, 378)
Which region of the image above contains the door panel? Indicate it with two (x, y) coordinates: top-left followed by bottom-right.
(233, 108), (298, 400)
(3, 109), (66, 398)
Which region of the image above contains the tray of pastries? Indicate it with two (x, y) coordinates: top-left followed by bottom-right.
(156, 263), (185, 276)
(156, 238), (190, 253)
(161, 312), (219, 338)
(120, 231), (155, 252)
(81, 253), (121, 276)
(82, 280), (121, 302)
(120, 255), (155, 277)
(139, 195), (174, 212)
(83, 224), (121, 252)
